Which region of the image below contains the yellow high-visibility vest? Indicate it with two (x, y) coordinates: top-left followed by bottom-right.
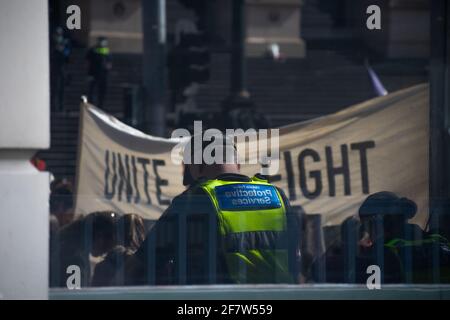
(201, 176), (293, 284)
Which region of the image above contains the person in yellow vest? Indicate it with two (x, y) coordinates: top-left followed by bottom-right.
(359, 192), (450, 283)
(86, 36), (112, 108)
(126, 135), (302, 285)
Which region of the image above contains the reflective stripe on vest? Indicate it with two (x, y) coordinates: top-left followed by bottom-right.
(201, 176), (293, 284)
(95, 47), (110, 55)
(384, 234), (450, 283)
(385, 234), (450, 254)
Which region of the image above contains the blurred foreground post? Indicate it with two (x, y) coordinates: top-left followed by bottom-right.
(0, 0), (50, 299)
(221, 0), (255, 130)
(429, 0), (450, 282)
(430, 1), (450, 222)
(142, 0), (166, 137)
(231, 0), (247, 96)
(430, 0), (449, 205)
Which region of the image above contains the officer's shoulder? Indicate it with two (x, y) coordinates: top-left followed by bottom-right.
(252, 174), (293, 207)
(251, 173), (280, 186)
(170, 182), (209, 205)
(253, 173), (268, 181)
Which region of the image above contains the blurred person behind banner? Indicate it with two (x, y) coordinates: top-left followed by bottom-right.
(309, 216), (373, 283)
(359, 192), (450, 283)
(220, 92), (271, 131)
(53, 211), (118, 287)
(86, 36), (112, 108)
(92, 214), (146, 287)
(126, 135), (302, 285)
(50, 178), (75, 227)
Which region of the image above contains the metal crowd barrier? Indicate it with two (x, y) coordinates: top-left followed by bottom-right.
(50, 284), (450, 300)
(50, 202), (449, 290)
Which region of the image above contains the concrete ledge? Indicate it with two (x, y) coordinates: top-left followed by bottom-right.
(50, 284), (450, 300)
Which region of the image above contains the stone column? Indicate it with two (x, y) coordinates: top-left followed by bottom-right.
(0, 0), (50, 299)
(245, 0), (306, 58)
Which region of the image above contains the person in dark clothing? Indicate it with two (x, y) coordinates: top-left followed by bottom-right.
(310, 216), (371, 283)
(358, 191), (432, 283)
(86, 37), (112, 108)
(92, 214), (146, 287)
(50, 178), (74, 227)
(126, 136), (301, 285)
(52, 211), (118, 287)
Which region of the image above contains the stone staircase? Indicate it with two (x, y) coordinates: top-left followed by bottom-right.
(197, 52), (426, 127)
(39, 49), (143, 179)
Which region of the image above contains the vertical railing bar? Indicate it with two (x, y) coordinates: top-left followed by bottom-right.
(296, 208), (303, 283)
(286, 208), (295, 284)
(375, 215), (384, 284)
(403, 221), (413, 284)
(315, 215), (325, 283)
(116, 215), (125, 286)
(178, 211), (187, 285)
(51, 226), (61, 288)
(285, 206), (299, 283)
(146, 224), (156, 285)
(432, 210), (440, 284)
(274, 217), (281, 283)
(208, 212), (217, 284)
(344, 219), (356, 284)
(84, 215), (93, 287)
(238, 213), (247, 283)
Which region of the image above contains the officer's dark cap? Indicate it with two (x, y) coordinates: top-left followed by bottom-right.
(358, 191), (417, 219)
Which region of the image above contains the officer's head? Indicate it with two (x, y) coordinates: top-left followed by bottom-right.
(53, 27), (64, 43)
(55, 26), (64, 36)
(182, 135), (240, 186)
(97, 36), (108, 47)
(358, 191), (417, 243)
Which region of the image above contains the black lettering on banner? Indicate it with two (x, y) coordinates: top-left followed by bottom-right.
(152, 159), (170, 206)
(299, 149), (322, 199)
(104, 150), (117, 199)
(326, 145), (351, 197)
(117, 154), (133, 202)
(137, 157), (152, 205)
(131, 156), (141, 204)
(351, 141), (375, 194)
(284, 151), (296, 201)
(125, 155), (133, 202)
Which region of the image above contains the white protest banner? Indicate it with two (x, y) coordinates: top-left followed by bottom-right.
(75, 84), (429, 227)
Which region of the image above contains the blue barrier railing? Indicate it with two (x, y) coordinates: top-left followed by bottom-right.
(50, 284), (450, 300)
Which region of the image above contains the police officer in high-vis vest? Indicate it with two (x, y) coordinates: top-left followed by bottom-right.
(359, 192), (450, 283)
(86, 36), (112, 108)
(126, 136), (302, 285)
